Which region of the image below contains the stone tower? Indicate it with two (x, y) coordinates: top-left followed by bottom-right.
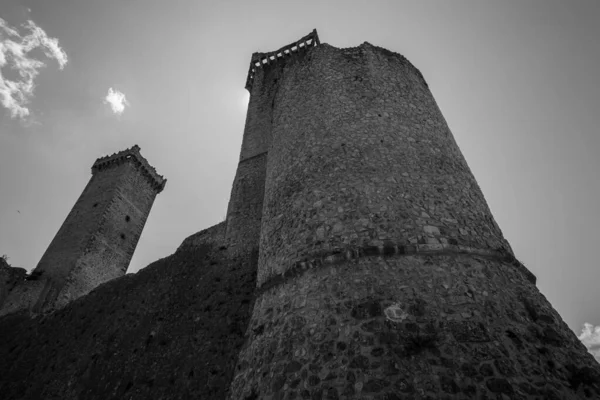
(0, 145), (165, 315)
(227, 31), (600, 399)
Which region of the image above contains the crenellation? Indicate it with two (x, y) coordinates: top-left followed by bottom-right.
(245, 29), (319, 91)
(92, 145), (166, 193)
(228, 30), (600, 399)
(0, 145), (165, 316)
(0, 30), (598, 400)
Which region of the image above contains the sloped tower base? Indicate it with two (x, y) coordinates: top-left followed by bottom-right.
(228, 32), (600, 399)
(231, 253), (599, 399)
(1, 31), (598, 400)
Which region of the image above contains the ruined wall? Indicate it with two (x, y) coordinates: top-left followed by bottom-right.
(0, 259), (37, 316)
(0, 278), (46, 317)
(0, 258), (25, 306)
(228, 41), (600, 398)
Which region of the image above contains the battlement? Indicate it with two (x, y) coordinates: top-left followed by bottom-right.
(91, 145), (166, 193)
(245, 29), (320, 92)
(2, 30), (599, 400)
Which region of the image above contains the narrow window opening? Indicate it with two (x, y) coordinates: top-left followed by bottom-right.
(125, 215), (131, 222)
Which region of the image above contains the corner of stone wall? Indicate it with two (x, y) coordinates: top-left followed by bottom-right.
(0, 277), (47, 318)
(0, 259), (44, 317)
(177, 222), (227, 252)
(0, 259), (27, 307)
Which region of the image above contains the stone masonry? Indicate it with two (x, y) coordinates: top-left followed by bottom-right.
(0, 145), (165, 316)
(227, 30), (600, 399)
(0, 30), (599, 400)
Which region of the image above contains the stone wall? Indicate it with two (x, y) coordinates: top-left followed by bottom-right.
(0, 258), (26, 307)
(0, 258), (44, 316)
(0, 236), (257, 400)
(224, 45), (312, 256)
(257, 42), (513, 287)
(52, 161), (160, 310)
(227, 38), (600, 398)
(231, 254), (599, 398)
(0, 280), (47, 317)
(33, 165), (124, 287)
(2, 33), (599, 400)
(178, 221), (226, 251)
(0, 147), (164, 315)
(225, 155), (267, 256)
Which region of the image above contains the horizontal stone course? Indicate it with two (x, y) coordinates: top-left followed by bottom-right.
(2, 30), (598, 400)
(258, 41), (512, 286)
(231, 254), (599, 399)
(256, 240), (536, 299)
(226, 32), (600, 399)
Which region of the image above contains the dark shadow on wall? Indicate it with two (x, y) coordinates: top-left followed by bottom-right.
(0, 242), (258, 400)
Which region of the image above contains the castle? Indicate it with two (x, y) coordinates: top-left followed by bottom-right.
(0, 145), (165, 316)
(1, 29), (599, 399)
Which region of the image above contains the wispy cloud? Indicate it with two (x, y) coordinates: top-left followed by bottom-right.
(0, 18), (68, 119)
(578, 323), (600, 362)
(104, 87), (129, 115)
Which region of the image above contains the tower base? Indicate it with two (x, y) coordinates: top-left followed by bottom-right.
(231, 253), (600, 399)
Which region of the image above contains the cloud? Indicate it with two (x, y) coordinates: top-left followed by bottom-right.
(578, 323), (600, 362)
(103, 87), (129, 115)
(0, 18), (67, 119)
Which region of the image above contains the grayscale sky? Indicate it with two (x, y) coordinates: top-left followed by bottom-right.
(1, 0), (599, 358)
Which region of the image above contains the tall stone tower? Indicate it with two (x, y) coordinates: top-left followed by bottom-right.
(228, 31), (600, 399)
(0, 145), (165, 315)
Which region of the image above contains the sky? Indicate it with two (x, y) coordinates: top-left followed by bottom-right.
(0, 0), (599, 360)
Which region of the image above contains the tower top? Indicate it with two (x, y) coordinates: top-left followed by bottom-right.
(91, 145), (166, 193)
(245, 29), (320, 92)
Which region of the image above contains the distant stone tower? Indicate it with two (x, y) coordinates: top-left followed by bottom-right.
(0, 145), (165, 315)
(228, 31), (600, 399)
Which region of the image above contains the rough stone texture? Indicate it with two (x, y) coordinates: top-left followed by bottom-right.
(1, 31), (599, 400)
(224, 39), (286, 256)
(0, 274), (46, 317)
(226, 33), (600, 398)
(231, 254), (600, 399)
(0, 145), (165, 316)
(178, 221), (226, 251)
(257, 41), (512, 286)
(0, 238), (257, 400)
(225, 154), (267, 256)
(0, 257), (27, 308)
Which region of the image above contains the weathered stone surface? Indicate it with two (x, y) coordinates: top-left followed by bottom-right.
(230, 255), (600, 399)
(0, 146), (165, 316)
(0, 258), (25, 303)
(2, 30), (599, 400)
(0, 239), (256, 400)
(225, 153), (267, 256)
(178, 221), (226, 251)
(253, 41), (517, 287)
(225, 34), (600, 399)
